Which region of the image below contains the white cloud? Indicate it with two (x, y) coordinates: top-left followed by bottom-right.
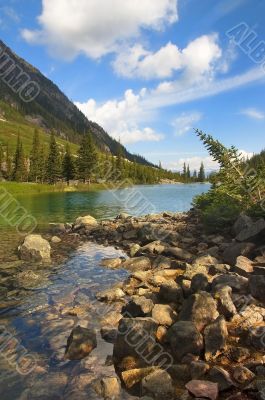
(75, 89), (164, 144)
(172, 112), (203, 136)
(113, 34), (222, 80)
(21, 0), (178, 60)
(240, 108), (265, 120)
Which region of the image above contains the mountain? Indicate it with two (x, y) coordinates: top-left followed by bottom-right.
(0, 39), (154, 167)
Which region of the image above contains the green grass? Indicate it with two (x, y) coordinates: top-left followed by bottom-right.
(0, 101), (79, 155)
(0, 181), (125, 196)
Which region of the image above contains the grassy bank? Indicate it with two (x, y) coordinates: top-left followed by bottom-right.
(0, 181), (121, 196)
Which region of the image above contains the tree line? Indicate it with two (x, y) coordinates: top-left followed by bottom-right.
(0, 130), (207, 185)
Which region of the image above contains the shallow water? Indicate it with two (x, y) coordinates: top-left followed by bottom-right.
(0, 242), (129, 399)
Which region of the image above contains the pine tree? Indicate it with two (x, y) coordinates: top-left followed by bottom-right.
(5, 144), (12, 179)
(198, 162), (206, 182)
(38, 145), (46, 183)
(46, 132), (61, 184)
(183, 162), (187, 178)
(62, 143), (75, 185)
(12, 134), (27, 182)
(0, 144), (3, 179)
(116, 141), (124, 180)
(193, 170), (197, 180)
(29, 128), (41, 182)
(187, 164), (191, 180)
(77, 132), (97, 183)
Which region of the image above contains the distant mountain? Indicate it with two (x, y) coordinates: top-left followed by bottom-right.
(0, 39), (154, 167)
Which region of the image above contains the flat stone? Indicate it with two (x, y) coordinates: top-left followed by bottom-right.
(164, 246), (193, 262)
(185, 380), (218, 400)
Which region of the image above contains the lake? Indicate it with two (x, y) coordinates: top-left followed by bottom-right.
(0, 183), (210, 399)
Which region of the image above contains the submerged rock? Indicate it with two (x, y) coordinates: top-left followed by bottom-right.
(64, 326), (97, 360)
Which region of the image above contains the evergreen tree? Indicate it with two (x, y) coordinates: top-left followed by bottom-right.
(183, 162), (187, 180)
(62, 143), (75, 185)
(12, 134), (27, 182)
(77, 132), (97, 183)
(193, 170), (197, 180)
(198, 162), (206, 182)
(39, 145), (46, 183)
(116, 141), (124, 180)
(29, 128), (41, 182)
(46, 132), (61, 184)
(0, 144), (3, 179)
(187, 164), (191, 179)
(5, 144), (12, 179)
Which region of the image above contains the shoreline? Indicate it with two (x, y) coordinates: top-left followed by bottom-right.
(12, 210), (265, 399)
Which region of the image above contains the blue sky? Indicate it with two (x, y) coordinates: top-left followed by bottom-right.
(0, 0), (265, 171)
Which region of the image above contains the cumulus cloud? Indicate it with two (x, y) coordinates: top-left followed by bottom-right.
(240, 108), (265, 120)
(113, 34), (222, 80)
(75, 89), (164, 144)
(172, 112), (203, 136)
(21, 0), (178, 59)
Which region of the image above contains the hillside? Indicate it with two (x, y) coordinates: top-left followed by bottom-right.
(0, 39), (154, 167)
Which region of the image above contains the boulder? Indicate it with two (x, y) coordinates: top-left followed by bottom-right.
(49, 222), (67, 234)
(152, 304), (177, 326)
(233, 214), (253, 236)
(166, 321), (204, 361)
(64, 326), (97, 360)
(122, 257), (152, 272)
(236, 218), (265, 242)
(211, 274), (248, 293)
(249, 275), (265, 301)
(96, 288), (125, 302)
(122, 296), (154, 318)
(139, 241), (166, 255)
(223, 242), (255, 265)
(232, 366), (255, 385)
(178, 291), (219, 332)
(234, 256), (253, 277)
(101, 258), (123, 269)
(190, 361), (210, 380)
(214, 286), (237, 320)
(208, 366), (234, 391)
(168, 364), (191, 382)
(93, 376), (121, 400)
(183, 263), (209, 280)
(141, 369), (174, 400)
(129, 244), (141, 257)
(164, 247), (193, 262)
(159, 281), (183, 304)
(185, 380), (218, 400)
(113, 318), (158, 369)
(121, 367), (157, 389)
(74, 215), (98, 228)
(191, 274), (210, 293)
(204, 316), (228, 361)
(18, 234), (51, 262)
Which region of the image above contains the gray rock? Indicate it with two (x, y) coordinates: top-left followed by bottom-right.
(178, 291), (219, 332)
(193, 255), (219, 266)
(214, 286), (237, 320)
(236, 218), (265, 242)
(113, 318), (158, 368)
(51, 235), (61, 243)
(249, 275), (265, 301)
(248, 326), (265, 350)
(18, 234), (51, 262)
(139, 241), (166, 255)
(122, 296), (154, 318)
(190, 361), (210, 380)
(183, 263), (209, 280)
(204, 316), (228, 361)
(93, 376), (121, 400)
(232, 366), (255, 385)
(129, 243), (141, 257)
(122, 257), (152, 272)
(152, 304), (177, 326)
(96, 288), (125, 302)
(212, 274), (248, 293)
(191, 274), (210, 293)
(168, 364), (191, 382)
(164, 246), (193, 262)
(159, 280), (183, 304)
(74, 215), (98, 228)
(101, 258), (123, 269)
(223, 242), (255, 265)
(208, 366), (234, 391)
(166, 321), (204, 361)
(65, 326), (97, 360)
(185, 380), (218, 400)
(234, 256), (253, 277)
(123, 230), (138, 240)
(233, 214), (253, 236)
(141, 369), (174, 400)
(49, 222), (67, 234)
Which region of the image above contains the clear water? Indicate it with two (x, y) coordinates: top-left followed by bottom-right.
(0, 184), (210, 399)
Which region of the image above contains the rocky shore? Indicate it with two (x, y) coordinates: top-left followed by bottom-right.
(16, 211), (265, 399)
